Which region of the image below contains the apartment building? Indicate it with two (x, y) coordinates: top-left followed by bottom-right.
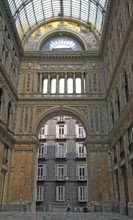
(36, 116), (87, 211)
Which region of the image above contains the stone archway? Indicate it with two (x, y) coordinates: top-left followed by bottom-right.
(34, 105), (90, 138)
(34, 105), (89, 211)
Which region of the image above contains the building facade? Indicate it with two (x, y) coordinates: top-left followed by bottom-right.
(0, 0), (133, 218)
(36, 117), (87, 212)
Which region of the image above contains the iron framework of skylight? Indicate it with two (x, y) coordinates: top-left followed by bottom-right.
(7, 0), (108, 40)
(40, 34), (85, 51)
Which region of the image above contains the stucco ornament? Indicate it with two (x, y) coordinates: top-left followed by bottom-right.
(23, 21), (99, 51)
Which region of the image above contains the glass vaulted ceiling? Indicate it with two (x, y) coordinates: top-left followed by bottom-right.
(8, 0), (108, 40)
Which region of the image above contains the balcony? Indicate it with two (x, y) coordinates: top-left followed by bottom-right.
(77, 176), (87, 181)
(56, 135), (66, 139)
(38, 153), (47, 159)
(38, 134), (46, 140)
(56, 176), (66, 181)
(55, 153), (66, 159)
(37, 176), (45, 181)
(76, 134), (86, 139)
(76, 153), (86, 159)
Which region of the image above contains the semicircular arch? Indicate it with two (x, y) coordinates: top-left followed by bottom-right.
(34, 106), (90, 137)
(38, 30), (87, 51)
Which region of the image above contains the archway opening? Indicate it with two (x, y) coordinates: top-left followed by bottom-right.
(36, 114), (87, 212)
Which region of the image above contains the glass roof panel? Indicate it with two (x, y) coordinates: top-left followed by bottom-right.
(7, 0), (109, 40)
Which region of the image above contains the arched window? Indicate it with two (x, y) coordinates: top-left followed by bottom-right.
(124, 71), (129, 103)
(0, 87), (3, 113)
(7, 101), (12, 127)
(116, 89), (120, 116)
(40, 34), (84, 52)
(110, 102), (114, 124)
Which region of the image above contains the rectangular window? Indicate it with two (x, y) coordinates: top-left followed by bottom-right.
(119, 137), (124, 153)
(128, 125), (133, 144)
(2, 145), (8, 165)
(76, 164), (87, 180)
(78, 186), (87, 202)
(57, 116), (65, 122)
(76, 143), (86, 158)
(38, 143), (47, 158)
(43, 78), (48, 94)
(56, 164), (67, 180)
(55, 143), (66, 158)
(36, 186), (44, 201)
(37, 164), (46, 180)
(56, 186), (65, 201)
(75, 124), (86, 138)
(56, 124), (67, 138)
(38, 125), (47, 139)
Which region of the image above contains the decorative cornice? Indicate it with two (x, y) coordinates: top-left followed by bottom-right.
(22, 51), (101, 61)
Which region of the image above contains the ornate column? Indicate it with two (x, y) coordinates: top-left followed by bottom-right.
(56, 73), (59, 95)
(64, 73), (67, 95)
(81, 72), (85, 93)
(85, 70), (89, 93)
(48, 73), (51, 95)
(39, 73), (43, 93)
(73, 72), (76, 94)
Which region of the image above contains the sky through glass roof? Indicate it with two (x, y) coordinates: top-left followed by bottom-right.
(7, 0), (109, 40)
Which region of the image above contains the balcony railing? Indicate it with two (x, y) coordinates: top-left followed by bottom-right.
(76, 134), (86, 139)
(38, 153), (47, 159)
(56, 135), (65, 139)
(37, 176), (45, 181)
(55, 153), (66, 158)
(77, 153), (86, 158)
(77, 176), (87, 181)
(56, 176), (66, 181)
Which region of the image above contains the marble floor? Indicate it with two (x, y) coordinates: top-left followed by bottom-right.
(0, 212), (132, 220)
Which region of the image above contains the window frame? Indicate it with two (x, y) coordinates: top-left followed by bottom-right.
(56, 186), (65, 201)
(78, 186), (87, 202)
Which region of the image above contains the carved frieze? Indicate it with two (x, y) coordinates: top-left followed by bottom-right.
(70, 106), (88, 119)
(39, 63), (85, 71)
(35, 106), (53, 118)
